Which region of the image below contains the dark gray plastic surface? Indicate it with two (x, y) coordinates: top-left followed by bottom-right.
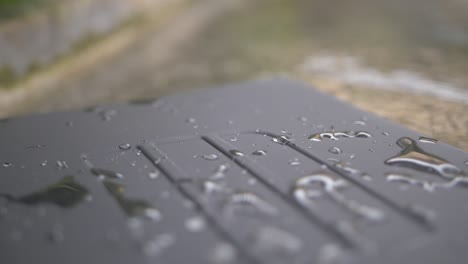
(0, 79), (467, 264)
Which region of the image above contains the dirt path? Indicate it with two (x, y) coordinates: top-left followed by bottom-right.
(1, 0), (466, 150)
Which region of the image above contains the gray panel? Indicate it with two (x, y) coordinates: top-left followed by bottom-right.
(0, 79), (467, 264)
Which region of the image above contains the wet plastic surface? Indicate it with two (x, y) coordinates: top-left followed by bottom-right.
(0, 79), (467, 264)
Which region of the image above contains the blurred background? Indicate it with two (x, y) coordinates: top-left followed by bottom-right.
(0, 0), (467, 149)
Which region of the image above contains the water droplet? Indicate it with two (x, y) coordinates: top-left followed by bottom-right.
(100, 109), (117, 122)
(41, 160), (48, 167)
(185, 216), (206, 232)
(230, 137), (238, 142)
(229, 150), (244, 157)
(26, 144), (46, 149)
(210, 242), (237, 264)
(144, 208), (162, 222)
(202, 180), (225, 194)
(289, 158), (301, 166)
(353, 120), (366, 126)
(385, 137), (463, 179)
(202, 154), (219, 160)
(407, 204), (436, 224)
(0, 205), (8, 218)
(148, 171), (159, 179)
(317, 243), (347, 264)
(211, 164), (229, 180)
(382, 132), (389, 136)
(328, 147), (342, 154)
(252, 226), (302, 258)
(248, 178), (257, 185)
(2, 162), (13, 168)
(386, 173), (468, 192)
(142, 233), (175, 257)
(292, 173), (384, 221)
(186, 118), (196, 124)
(47, 225), (65, 243)
(272, 135), (291, 145)
(91, 168), (124, 180)
(309, 131), (372, 141)
(56, 160), (68, 169)
(418, 137), (438, 144)
(119, 143), (131, 150)
(225, 192), (277, 216)
(252, 150), (267, 156)
(332, 161), (370, 180)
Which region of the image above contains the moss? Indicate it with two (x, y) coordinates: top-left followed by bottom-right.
(0, 66), (17, 87)
(0, 0), (54, 22)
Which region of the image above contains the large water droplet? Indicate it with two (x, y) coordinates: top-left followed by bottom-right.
(418, 137), (438, 144)
(386, 173), (468, 192)
(252, 150), (267, 156)
(119, 143), (132, 150)
(385, 137), (463, 179)
(292, 173), (384, 221)
(309, 131), (372, 141)
(328, 147), (342, 155)
(0, 176), (89, 208)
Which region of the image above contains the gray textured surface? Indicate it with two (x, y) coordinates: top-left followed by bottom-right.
(0, 79), (467, 264)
